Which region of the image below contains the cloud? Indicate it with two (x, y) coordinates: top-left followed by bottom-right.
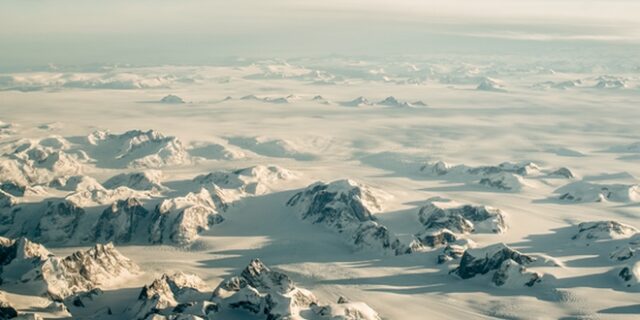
(0, 0), (638, 68)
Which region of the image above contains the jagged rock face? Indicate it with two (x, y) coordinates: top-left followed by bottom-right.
(103, 170), (165, 191)
(557, 182), (640, 203)
(418, 201), (507, 235)
(135, 276), (179, 318)
(351, 222), (412, 255)
(149, 189), (225, 245)
(240, 259), (294, 293)
(2, 239), (138, 301)
(492, 259), (541, 288)
(435, 238), (476, 264)
(92, 198), (150, 243)
(416, 229), (458, 248)
(0, 237), (52, 286)
(212, 259), (318, 319)
(0, 290), (18, 319)
(169, 205), (224, 245)
(65, 288), (103, 309)
(287, 179), (380, 228)
(572, 221), (638, 242)
(35, 200), (85, 243)
(0, 237), (51, 265)
(86, 130), (190, 169)
(437, 244), (466, 264)
(479, 172), (525, 191)
(38, 243), (139, 300)
(454, 243), (537, 280)
(90, 189), (226, 246)
(288, 180), (412, 255)
(222, 261), (383, 320)
(128, 272), (212, 320)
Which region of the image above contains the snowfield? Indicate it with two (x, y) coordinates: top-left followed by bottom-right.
(1, 55), (640, 319)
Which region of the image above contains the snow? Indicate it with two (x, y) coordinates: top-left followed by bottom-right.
(1, 54), (640, 319)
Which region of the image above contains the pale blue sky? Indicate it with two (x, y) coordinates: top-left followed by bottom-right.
(1, 0), (638, 68)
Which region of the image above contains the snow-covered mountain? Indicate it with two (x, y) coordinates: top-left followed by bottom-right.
(2, 53), (640, 319)
(193, 164), (297, 197)
(287, 179), (418, 255)
(556, 181), (640, 203)
(421, 160), (574, 191)
(159, 94), (185, 104)
(85, 130), (191, 168)
(211, 259), (381, 320)
(0, 238), (138, 300)
(453, 243), (542, 287)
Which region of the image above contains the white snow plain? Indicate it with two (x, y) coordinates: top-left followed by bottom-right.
(1, 55), (640, 319)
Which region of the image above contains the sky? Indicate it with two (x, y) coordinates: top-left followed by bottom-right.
(1, 0), (639, 69)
